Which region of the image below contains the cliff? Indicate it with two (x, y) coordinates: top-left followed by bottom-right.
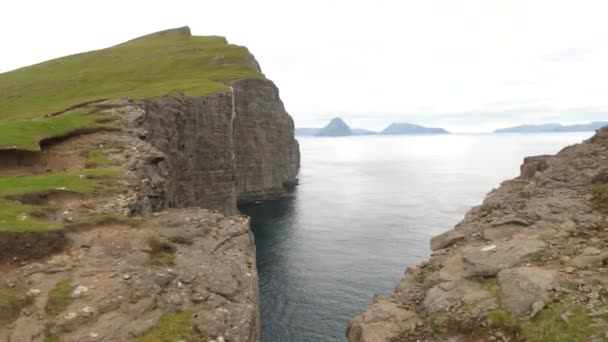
(348, 128), (608, 341)
(0, 27), (299, 342)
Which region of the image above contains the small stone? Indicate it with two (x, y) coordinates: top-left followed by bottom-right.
(583, 247), (602, 256)
(530, 301), (545, 318)
(169, 293), (183, 305)
(71, 285), (88, 298)
(564, 267), (576, 274)
(21, 308), (32, 316)
(27, 288), (41, 296)
(122, 274), (131, 280)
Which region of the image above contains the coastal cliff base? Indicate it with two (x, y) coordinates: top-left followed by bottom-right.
(349, 128), (608, 341)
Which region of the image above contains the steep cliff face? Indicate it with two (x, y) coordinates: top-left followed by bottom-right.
(0, 27), (299, 342)
(139, 93), (238, 214)
(136, 78), (300, 215)
(233, 79), (300, 204)
(348, 128), (608, 341)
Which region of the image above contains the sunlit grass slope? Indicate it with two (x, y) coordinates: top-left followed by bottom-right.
(0, 26), (262, 150)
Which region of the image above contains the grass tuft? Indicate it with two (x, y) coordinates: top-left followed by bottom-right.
(0, 110), (116, 151)
(0, 199), (61, 233)
(83, 147), (112, 168)
(520, 304), (602, 342)
(0, 287), (30, 321)
(148, 236), (176, 266)
(487, 309), (518, 330)
(0, 168), (122, 233)
(136, 311), (205, 342)
(46, 278), (73, 316)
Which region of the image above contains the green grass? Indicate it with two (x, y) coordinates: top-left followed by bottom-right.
(136, 311), (205, 342)
(485, 304), (608, 341)
(487, 309), (518, 330)
(0, 168), (122, 233)
(482, 278), (502, 299)
(0, 288), (23, 321)
(0, 199), (61, 233)
(147, 236), (176, 266)
(520, 304), (600, 341)
(0, 110), (116, 151)
(83, 147), (112, 168)
(46, 278), (73, 316)
(0, 27), (261, 133)
(0, 168), (122, 198)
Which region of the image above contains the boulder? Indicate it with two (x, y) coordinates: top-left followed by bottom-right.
(430, 230), (465, 251)
(347, 297), (421, 342)
(423, 280), (494, 315)
(569, 252), (608, 268)
(497, 267), (560, 316)
(483, 225), (525, 241)
(463, 239), (547, 277)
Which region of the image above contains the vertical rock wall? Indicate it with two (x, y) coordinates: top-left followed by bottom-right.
(138, 78), (300, 215)
(233, 79), (300, 204)
(140, 93), (239, 215)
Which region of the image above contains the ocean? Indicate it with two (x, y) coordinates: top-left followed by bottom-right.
(240, 132), (592, 341)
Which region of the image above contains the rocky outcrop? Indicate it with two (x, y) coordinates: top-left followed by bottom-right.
(233, 79), (300, 204)
(0, 75), (298, 342)
(348, 128), (608, 341)
(131, 79), (300, 215)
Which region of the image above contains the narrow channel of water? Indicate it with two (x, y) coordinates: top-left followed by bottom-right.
(241, 133), (591, 341)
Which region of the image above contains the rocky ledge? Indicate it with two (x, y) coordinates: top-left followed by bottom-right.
(348, 128), (608, 341)
(0, 77), (298, 341)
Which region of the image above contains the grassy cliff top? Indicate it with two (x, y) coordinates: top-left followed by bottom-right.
(0, 26), (262, 123)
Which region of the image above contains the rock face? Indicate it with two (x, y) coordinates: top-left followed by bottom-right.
(348, 128), (608, 341)
(0, 73), (298, 342)
(135, 79), (300, 215)
(316, 117), (352, 137)
(233, 79), (300, 204)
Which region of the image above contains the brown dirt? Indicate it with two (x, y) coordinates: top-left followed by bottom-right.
(0, 230), (67, 261)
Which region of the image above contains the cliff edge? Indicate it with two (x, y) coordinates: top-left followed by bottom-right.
(0, 27), (299, 342)
(348, 128), (608, 341)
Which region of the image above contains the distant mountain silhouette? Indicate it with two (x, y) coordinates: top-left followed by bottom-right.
(380, 123), (449, 135)
(316, 118), (352, 136)
(494, 121), (608, 133)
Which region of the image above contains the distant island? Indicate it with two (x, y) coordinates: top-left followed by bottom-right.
(380, 123), (450, 135)
(494, 121), (608, 133)
(316, 117), (352, 136)
(295, 119), (450, 136)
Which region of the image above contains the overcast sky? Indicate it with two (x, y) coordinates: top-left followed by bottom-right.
(2, 0), (607, 132)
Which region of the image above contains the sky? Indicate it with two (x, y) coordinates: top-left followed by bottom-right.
(2, 0), (608, 132)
